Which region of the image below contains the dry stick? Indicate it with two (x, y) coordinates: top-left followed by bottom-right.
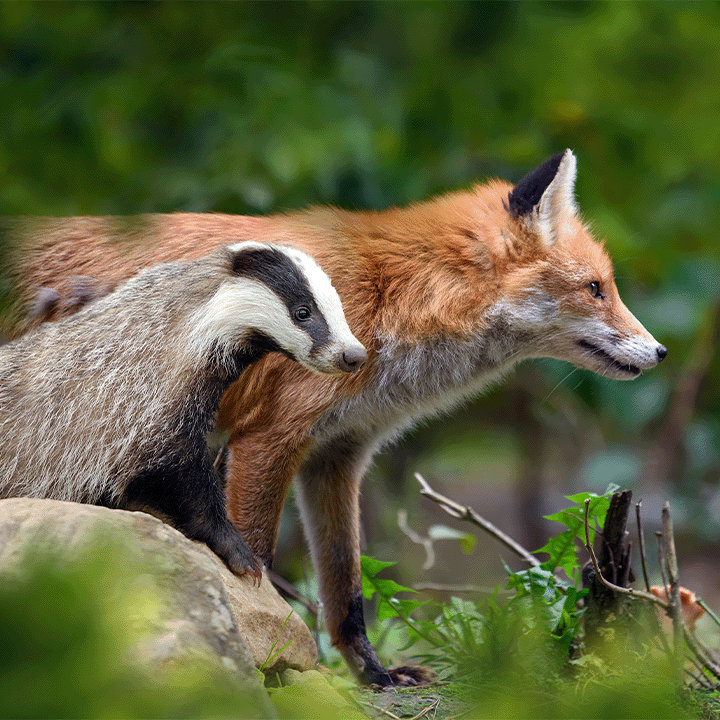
(636, 501), (673, 655)
(408, 700), (441, 720)
(656, 530), (671, 604)
(266, 568), (319, 617)
(397, 509), (435, 571)
(683, 627), (720, 681)
(354, 698), (403, 720)
(698, 598), (720, 630)
(414, 472), (540, 568)
(655, 524), (720, 683)
(635, 501), (653, 593)
(686, 667), (714, 690)
(582, 499), (668, 608)
(661, 503), (684, 664)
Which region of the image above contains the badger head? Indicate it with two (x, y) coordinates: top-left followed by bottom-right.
(193, 242), (367, 375)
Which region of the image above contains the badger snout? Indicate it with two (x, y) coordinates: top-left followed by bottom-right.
(336, 345), (368, 373)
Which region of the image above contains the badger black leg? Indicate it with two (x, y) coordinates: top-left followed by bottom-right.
(123, 450), (261, 579)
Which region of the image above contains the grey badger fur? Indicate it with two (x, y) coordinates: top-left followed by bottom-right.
(0, 241), (367, 577)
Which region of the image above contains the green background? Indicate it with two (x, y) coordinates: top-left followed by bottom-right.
(2, 1), (719, 611)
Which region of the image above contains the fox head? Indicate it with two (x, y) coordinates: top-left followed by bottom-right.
(493, 150), (666, 380)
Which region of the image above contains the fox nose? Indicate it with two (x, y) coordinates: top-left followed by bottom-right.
(657, 345), (667, 362)
(339, 346), (368, 372)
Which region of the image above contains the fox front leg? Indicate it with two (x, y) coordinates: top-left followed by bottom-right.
(295, 432), (434, 687)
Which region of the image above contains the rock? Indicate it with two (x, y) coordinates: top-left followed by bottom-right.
(215, 560), (318, 674)
(0, 498), (317, 681)
(271, 669), (368, 720)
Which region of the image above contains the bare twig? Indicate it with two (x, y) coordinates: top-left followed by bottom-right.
(414, 472), (540, 567)
(397, 509), (435, 571)
(636, 501), (673, 655)
(698, 598), (720, 629)
(354, 698), (403, 720)
(686, 667), (715, 690)
(266, 569), (319, 617)
(662, 503), (683, 662)
(408, 700), (441, 720)
(656, 530), (671, 604)
(635, 501), (652, 593)
(582, 499), (668, 608)
(683, 628), (720, 681)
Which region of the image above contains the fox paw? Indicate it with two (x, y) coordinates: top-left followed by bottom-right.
(387, 664), (435, 687)
(368, 664), (435, 689)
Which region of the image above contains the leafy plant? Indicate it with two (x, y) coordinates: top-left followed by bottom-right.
(359, 486), (698, 718)
(258, 610), (295, 674)
(360, 488), (617, 679)
(534, 485), (616, 578)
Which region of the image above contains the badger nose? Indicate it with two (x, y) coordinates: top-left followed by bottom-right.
(338, 346), (368, 372)
(657, 345), (668, 362)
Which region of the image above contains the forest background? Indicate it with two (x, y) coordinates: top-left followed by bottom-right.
(1, 1), (719, 631)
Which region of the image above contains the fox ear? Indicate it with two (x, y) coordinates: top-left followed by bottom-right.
(507, 149), (578, 248)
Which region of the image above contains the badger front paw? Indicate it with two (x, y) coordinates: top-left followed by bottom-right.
(222, 542), (263, 585)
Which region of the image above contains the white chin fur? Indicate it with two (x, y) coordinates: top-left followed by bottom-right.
(574, 333), (662, 380)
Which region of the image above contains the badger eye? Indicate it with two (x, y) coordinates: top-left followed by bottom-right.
(588, 281), (603, 298)
(294, 306), (311, 321)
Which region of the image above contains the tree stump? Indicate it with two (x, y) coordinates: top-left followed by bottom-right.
(582, 489), (634, 655)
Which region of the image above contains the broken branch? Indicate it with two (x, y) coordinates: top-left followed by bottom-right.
(414, 472), (540, 568)
(583, 499), (668, 608)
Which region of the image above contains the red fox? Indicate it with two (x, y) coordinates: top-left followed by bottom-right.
(1, 151), (666, 686)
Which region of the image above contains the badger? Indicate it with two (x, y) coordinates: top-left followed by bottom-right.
(0, 241), (367, 577)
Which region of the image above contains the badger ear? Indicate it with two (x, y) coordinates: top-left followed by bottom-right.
(226, 241), (269, 276)
(230, 247), (252, 276)
(507, 149), (578, 248)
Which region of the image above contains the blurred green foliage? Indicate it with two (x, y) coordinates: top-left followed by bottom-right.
(358, 490), (702, 719)
(2, 1), (720, 591)
(0, 542), (271, 719)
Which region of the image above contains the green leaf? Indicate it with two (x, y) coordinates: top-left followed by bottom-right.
(507, 567), (556, 603)
(377, 598), (425, 622)
(360, 556), (412, 601)
(427, 524), (477, 554)
(535, 529), (579, 577)
(459, 534), (477, 554)
(360, 555), (396, 577)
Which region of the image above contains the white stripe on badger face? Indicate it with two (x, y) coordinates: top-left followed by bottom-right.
(190, 243), (365, 375)
(187, 277), (312, 369)
(272, 245), (365, 372)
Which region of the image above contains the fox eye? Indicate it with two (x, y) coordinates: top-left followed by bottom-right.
(588, 281), (603, 299)
(294, 306), (311, 321)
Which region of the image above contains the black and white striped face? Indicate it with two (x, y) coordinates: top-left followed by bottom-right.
(195, 242), (367, 375)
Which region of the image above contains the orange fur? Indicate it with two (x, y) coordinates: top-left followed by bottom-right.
(650, 586), (706, 632)
(1, 153), (664, 686)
